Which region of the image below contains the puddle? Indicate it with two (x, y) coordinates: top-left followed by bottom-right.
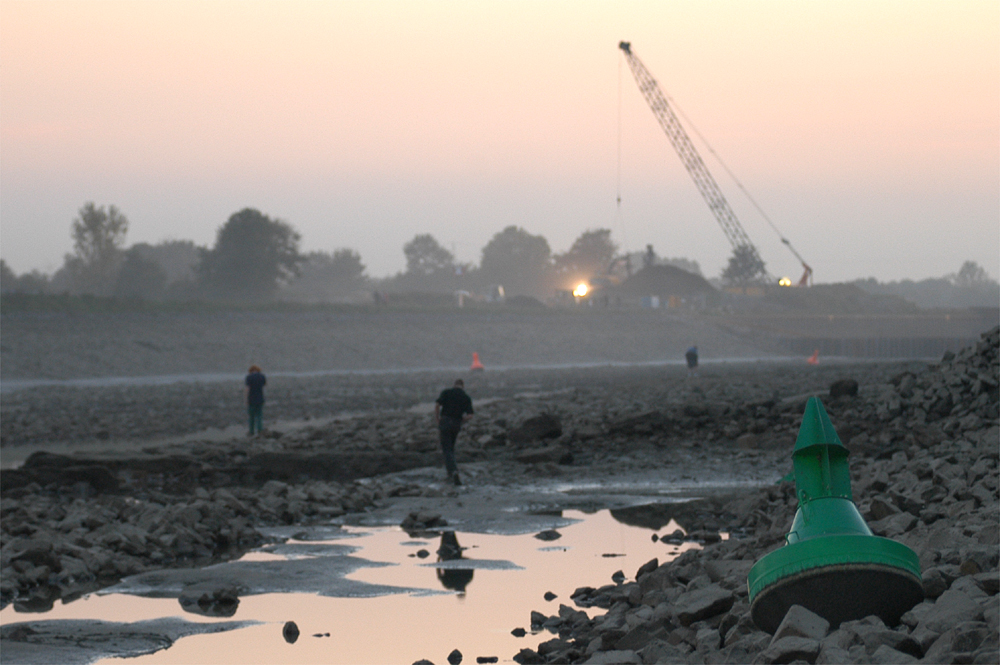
(1, 509), (707, 664)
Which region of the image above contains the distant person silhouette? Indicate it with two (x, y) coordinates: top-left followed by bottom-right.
(245, 365), (266, 435)
(434, 379), (474, 485)
(685, 346), (699, 376)
(436, 531), (474, 594)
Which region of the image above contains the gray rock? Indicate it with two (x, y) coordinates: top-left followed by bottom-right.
(815, 644), (851, 664)
(917, 588), (985, 633)
(704, 559), (753, 584)
(616, 624), (668, 651)
(922, 621), (993, 663)
(755, 635), (820, 664)
(921, 568), (948, 599)
(673, 584), (735, 626)
(868, 511), (917, 537)
(583, 649), (640, 664)
(770, 604), (830, 644)
(869, 644), (918, 663)
(636, 639), (688, 664)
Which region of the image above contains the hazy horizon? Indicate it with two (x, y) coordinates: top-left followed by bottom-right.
(2, 1), (997, 284)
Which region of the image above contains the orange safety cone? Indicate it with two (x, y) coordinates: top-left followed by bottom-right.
(807, 349), (820, 365)
(470, 352), (485, 372)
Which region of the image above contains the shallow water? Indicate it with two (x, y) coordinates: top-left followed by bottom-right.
(1, 509), (706, 664)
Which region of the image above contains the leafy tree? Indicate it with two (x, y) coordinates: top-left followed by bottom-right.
(198, 208), (301, 299)
(721, 245), (767, 285)
(0, 260), (16, 293)
(953, 261), (991, 287)
(283, 249), (368, 302)
(479, 226), (552, 297)
(555, 229), (617, 278)
(403, 234), (454, 276)
(113, 249), (168, 299)
(70, 202), (129, 294)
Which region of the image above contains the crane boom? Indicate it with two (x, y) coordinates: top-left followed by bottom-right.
(618, 41), (769, 279)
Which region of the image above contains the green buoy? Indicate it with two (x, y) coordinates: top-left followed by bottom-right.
(747, 397), (923, 633)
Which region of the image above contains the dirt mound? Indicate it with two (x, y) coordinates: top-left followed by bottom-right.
(618, 265), (716, 298)
(761, 283), (919, 315)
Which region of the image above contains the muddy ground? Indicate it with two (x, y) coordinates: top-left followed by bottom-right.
(0, 322), (997, 664)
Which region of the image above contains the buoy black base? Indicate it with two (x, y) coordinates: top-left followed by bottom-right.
(750, 563), (924, 634)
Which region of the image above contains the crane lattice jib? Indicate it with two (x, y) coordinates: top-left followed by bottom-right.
(620, 42), (766, 269)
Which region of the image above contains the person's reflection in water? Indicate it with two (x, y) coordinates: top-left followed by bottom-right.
(436, 531), (474, 596)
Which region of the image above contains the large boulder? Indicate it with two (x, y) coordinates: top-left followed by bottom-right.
(508, 414), (562, 445)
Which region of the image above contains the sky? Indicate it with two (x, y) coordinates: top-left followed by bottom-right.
(1, 0), (998, 284)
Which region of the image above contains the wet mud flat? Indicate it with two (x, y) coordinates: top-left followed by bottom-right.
(1, 327), (998, 663)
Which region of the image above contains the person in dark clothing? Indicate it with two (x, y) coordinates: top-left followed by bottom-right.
(245, 365), (266, 435)
(685, 346), (699, 376)
(434, 379), (474, 485)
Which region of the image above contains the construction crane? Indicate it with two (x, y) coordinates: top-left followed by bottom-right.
(618, 41), (812, 287)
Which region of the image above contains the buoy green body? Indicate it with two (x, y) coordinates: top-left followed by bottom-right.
(747, 397), (923, 633)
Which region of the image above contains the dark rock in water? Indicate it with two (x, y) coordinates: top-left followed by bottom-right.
(282, 621), (299, 643)
(534, 529), (561, 541)
(476, 657), (499, 664)
(412, 660), (435, 665)
(508, 414), (562, 445)
(830, 379), (859, 398)
(611, 570), (626, 584)
(511, 627), (527, 637)
(178, 583), (240, 618)
(543, 591), (557, 601)
(530, 610), (547, 627)
(416, 549), (430, 559)
(447, 648), (463, 664)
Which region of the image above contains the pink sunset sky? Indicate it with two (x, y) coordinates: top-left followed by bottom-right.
(1, 0), (997, 283)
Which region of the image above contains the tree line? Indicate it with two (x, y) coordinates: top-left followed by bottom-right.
(5, 202), (993, 307)
(0, 203), (674, 303)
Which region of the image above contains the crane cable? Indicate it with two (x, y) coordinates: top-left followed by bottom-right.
(615, 54), (628, 253)
(663, 92), (809, 267)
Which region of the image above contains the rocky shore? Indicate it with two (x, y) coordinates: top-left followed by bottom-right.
(1, 326), (997, 664)
(511, 326), (999, 665)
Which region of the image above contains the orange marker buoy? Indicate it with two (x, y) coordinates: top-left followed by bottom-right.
(470, 352), (485, 371)
(807, 350), (820, 365)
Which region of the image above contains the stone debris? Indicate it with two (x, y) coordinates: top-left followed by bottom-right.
(514, 327), (999, 664)
(0, 326), (996, 664)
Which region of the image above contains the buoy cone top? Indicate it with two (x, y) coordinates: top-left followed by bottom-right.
(807, 350), (819, 365)
(794, 397), (845, 453)
(470, 352), (484, 371)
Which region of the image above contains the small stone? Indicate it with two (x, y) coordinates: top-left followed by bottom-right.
(475, 658), (498, 664)
(534, 529), (561, 541)
(447, 648), (462, 664)
(282, 621), (299, 644)
(543, 591), (557, 601)
(416, 549), (430, 559)
(611, 570), (626, 584)
(511, 627), (527, 637)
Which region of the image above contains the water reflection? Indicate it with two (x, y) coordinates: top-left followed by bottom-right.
(436, 532), (474, 595)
